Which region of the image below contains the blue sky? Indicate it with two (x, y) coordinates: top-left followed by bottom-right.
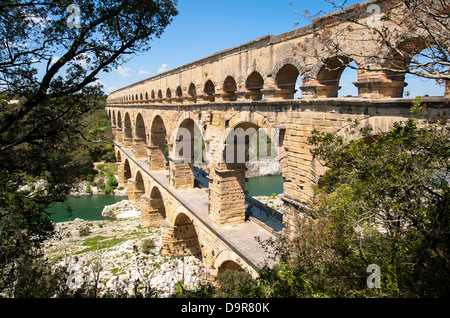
(97, 0), (444, 97)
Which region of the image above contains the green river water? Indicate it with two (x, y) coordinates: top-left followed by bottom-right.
(46, 175), (284, 223)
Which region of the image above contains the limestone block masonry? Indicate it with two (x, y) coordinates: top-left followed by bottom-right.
(106, 0), (450, 276)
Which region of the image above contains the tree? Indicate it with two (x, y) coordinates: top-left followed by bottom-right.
(293, 0), (449, 88)
(250, 0), (450, 298)
(276, 99), (449, 297)
(0, 0), (178, 296)
(0, 0), (178, 152)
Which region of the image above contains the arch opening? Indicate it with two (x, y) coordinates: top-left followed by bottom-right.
(115, 112), (123, 143)
(123, 113), (133, 148)
(142, 186), (167, 228)
(172, 213), (202, 257)
(134, 113), (147, 159)
(117, 112), (122, 129)
(209, 120), (284, 229)
(245, 72), (264, 101)
(116, 149), (122, 163)
(317, 56), (355, 98)
(128, 170), (145, 205)
(135, 170), (145, 194)
(176, 86), (183, 101)
(149, 115), (168, 171)
(112, 110), (116, 127)
(217, 260), (245, 275)
(188, 83), (197, 103)
(223, 76), (237, 101)
(397, 41), (447, 97)
(166, 88), (172, 103)
(204, 80), (215, 102)
(337, 60), (359, 97)
(276, 64), (301, 99)
(170, 118), (202, 190)
(123, 159), (132, 181)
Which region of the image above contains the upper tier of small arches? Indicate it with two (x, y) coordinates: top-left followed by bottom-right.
(107, 55), (415, 105)
(107, 0), (449, 105)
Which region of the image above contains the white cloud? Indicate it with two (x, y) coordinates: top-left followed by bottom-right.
(90, 80), (117, 93)
(104, 85), (118, 93)
(116, 65), (131, 77)
(157, 64), (168, 74)
(138, 68), (150, 76)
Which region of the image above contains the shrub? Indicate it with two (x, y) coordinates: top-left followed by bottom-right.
(141, 238), (156, 254)
(107, 175), (118, 188)
(86, 183), (92, 194)
(78, 225), (90, 237)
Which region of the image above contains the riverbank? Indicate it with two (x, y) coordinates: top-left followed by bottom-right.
(70, 162), (128, 196)
(70, 180), (128, 196)
(43, 200), (213, 297)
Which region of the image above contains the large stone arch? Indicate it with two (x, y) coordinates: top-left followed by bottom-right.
(209, 111), (286, 227)
(210, 115), (266, 227)
(141, 185), (167, 227)
(224, 112), (285, 170)
(111, 110), (116, 127)
(115, 148), (122, 162)
(304, 115), (411, 199)
(134, 112), (147, 159)
(226, 111), (271, 131)
(336, 115), (409, 142)
(128, 170), (145, 204)
(123, 112), (133, 148)
(162, 211), (202, 258)
(169, 117), (203, 190)
(214, 250), (256, 277)
(123, 158), (132, 180)
(149, 114), (168, 171)
(117, 157), (132, 189)
(116, 111), (123, 143)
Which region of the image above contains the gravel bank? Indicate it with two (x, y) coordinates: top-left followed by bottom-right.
(43, 200), (213, 297)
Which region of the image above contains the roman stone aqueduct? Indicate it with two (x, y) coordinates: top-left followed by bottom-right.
(105, 0), (449, 276)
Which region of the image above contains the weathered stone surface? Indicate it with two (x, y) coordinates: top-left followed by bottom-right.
(101, 199), (139, 219)
(103, 0), (450, 276)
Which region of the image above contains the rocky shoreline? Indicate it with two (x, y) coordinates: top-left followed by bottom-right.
(70, 180), (128, 197)
(41, 159), (282, 297)
(44, 200), (213, 297)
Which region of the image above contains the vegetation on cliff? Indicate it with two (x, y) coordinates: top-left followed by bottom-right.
(0, 0), (178, 297)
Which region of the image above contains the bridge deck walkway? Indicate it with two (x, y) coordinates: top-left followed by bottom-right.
(119, 145), (277, 272)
